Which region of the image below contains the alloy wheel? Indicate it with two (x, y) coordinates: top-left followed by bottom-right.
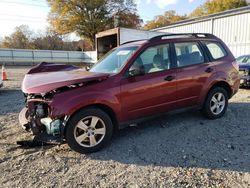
(210, 92), (226, 115)
(74, 116), (106, 148)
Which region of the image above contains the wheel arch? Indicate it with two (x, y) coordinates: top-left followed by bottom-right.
(209, 81), (233, 99)
(201, 80), (232, 108)
(63, 103), (119, 137)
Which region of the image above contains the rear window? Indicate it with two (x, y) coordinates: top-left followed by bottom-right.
(204, 42), (227, 60)
(174, 42), (204, 67)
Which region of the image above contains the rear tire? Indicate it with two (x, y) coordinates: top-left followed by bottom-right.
(202, 87), (228, 119)
(65, 107), (113, 154)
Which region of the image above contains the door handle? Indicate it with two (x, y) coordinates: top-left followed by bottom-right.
(164, 75), (175, 81)
(205, 67), (213, 73)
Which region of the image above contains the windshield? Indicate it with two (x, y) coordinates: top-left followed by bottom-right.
(90, 46), (138, 73)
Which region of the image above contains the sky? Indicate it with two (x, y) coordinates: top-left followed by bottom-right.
(0, 0), (206, 39)
(137, 0), (205, 21)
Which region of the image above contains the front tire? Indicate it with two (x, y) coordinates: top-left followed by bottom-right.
(202, 87), (228, 119)
(65, 107), (113, 154)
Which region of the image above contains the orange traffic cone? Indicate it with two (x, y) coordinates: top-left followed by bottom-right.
(2, 64), (8, 81)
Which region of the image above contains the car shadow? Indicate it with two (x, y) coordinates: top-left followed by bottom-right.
(89, 101), (250, 173)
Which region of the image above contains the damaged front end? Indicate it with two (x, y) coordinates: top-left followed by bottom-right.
(19, 92), (69, 141)
(18, 62), (110, 144)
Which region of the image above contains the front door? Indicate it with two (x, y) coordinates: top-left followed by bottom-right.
(120, 43), (177, 121)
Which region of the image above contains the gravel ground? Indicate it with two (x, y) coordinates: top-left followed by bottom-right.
(0, 67), (250, 188)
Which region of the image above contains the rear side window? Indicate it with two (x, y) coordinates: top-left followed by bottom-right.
(174, 42), (204, 67)
(204, 42), (227, 60)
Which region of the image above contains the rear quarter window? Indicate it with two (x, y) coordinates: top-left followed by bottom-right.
(174, 42), (205, 67)
(204, 41), (227, 60)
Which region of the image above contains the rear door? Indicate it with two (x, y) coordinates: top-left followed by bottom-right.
(120, 43), (177, 121)
(173, 41), (215, 109)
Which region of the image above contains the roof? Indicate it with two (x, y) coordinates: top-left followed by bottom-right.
(119, 33), (219, 47)
(151, 6), (250, 31)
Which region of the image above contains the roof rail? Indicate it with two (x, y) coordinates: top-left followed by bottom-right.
(149, 33), (217, 41)
(121, 39), (146, 45)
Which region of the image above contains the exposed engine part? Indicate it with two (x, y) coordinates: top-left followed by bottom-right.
(36, 104), (46, 118)
(20, 92), (71, 138)
(41, 118), (61, 136)
(19, 99), (50, 135)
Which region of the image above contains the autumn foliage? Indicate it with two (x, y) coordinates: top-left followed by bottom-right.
(144, 11), (187, 30)
(190, 0), (248, 17)
(144, 0), (248, 30)
(47, 0), (141, 47)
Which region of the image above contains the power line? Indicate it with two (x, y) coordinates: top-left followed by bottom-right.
(0, 18), (47, 23)
(0, 0), (48, 8)
(0, 14), (46, 20)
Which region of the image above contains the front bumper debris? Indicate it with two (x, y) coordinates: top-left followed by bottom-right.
(16, 132), (63, 148)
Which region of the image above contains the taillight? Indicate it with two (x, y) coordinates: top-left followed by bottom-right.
(232, 61), (239, 71)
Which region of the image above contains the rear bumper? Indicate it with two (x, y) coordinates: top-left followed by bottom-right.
(240, 75), (250, 86)
(230, 76), (240, 97)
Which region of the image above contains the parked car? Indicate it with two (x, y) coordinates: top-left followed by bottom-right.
(19, 33), (240, 154)
(236, 54), (250, 87)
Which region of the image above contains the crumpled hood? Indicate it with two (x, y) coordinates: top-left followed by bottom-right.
(22, 69), (109, 94)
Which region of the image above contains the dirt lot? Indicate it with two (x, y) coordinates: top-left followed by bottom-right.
(0, 67), (250, 188)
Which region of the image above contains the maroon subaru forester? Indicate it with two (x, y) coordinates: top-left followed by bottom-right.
(19, 33), (240, 153)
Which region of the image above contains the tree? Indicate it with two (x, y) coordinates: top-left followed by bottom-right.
(32, 30), (64, 50)
(190, 0), (247, 17)
(0, 25), (89, 51)
(189, 5), (205, 18)
(47, 0), (141, 47)
(1, 25), (33, 49)
(144, 10), (187, 30)
(113, 12), (142, 28)
(143, 0), (248, 30)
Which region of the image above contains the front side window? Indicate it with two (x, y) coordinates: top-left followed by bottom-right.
(90, 46), (138, 73)
(174, 42), (204, 67)
(130, 44), (171, 74)
(204, 42), (227, 60)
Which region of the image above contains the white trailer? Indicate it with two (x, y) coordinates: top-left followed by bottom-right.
(95, 27), (166, 59)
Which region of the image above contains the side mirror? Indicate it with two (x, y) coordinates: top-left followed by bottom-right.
(129, 65), (145, 77)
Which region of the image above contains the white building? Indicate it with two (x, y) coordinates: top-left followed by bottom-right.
(152, 6), (250, 57)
